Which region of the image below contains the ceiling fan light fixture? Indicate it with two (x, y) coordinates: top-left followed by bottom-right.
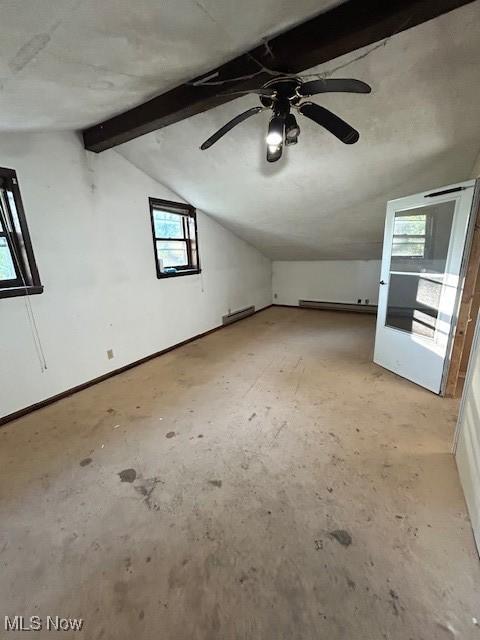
(285, 113), (300, 141)
(266, 142), (283, 163)
(266, 115), (284, 147)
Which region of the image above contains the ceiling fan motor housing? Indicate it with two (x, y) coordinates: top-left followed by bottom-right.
(260, 77), (302, 109)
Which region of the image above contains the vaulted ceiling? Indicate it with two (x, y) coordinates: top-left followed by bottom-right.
(1, 0), (479, 260)
(0, 0), (339, 130)
(118, 1), (480, 259)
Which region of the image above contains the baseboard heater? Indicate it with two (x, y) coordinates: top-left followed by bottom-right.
(298, 300), (377, 314)
(222, 305), (256, 325)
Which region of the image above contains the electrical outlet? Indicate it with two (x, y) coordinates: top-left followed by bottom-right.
(107, 349), (114, 360)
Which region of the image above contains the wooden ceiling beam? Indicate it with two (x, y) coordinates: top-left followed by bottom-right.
(83, 0), (475, 152)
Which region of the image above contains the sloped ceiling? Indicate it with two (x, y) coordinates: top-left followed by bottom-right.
(118, 2), (480, 260)
(0, 0), (340, 130)
(1, 1), (479, 260)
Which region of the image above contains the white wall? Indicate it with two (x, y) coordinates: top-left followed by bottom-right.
(471, 149), (480, 178)
(272, 260), (381, 307)
(0, 132), (272, 419)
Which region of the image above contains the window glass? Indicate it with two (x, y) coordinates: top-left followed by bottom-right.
(392, 237), (426, 258)
(385, 200), (456, 339)
(156, 240), (188, 267)
(389, 203), (454, 274)
(391, 213), (426, 258)
(153, 210), (184, 239)
(0, 237), (16, 280)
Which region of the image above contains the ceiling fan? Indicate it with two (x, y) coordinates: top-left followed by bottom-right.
(199, 76), (371, 162)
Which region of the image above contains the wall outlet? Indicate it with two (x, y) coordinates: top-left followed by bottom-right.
(107, 349), (114, 360)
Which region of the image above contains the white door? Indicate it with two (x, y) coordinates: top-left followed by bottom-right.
(374, 180), (476, 394)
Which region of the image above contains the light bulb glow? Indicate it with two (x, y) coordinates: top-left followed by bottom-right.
(266, 131), (283, 146)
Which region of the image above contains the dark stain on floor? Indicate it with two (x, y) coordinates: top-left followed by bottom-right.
(209, 480), (222, 488)
(329, 529), (352, 547)
(166, 431), (176, 439)
(118, 468), (136, 483)
(134, 476), (163, 510)
(389, 589), (400, 616)
(79, 457), (92, 467)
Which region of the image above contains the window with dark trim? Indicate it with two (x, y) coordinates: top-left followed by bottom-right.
(149, 198), (200, 279)
(0, 168), (42, 299)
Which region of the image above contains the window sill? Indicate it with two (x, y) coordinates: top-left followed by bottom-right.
(157, 269), (201, 279)
(0, 285), (44, 299)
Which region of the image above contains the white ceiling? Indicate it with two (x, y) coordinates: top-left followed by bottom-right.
(0, 0), (340, 130)
(118, 2), (480, 260)
(2, 1), (480, 260)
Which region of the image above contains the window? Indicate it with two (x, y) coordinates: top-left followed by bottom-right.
(149, 198), (200, 278)
(0, 168), (42, 299)
(391, 213), (429, 258)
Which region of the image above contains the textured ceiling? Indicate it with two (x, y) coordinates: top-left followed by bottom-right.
(118, 2), (480, 260)
(2, 1), (480, 260)
(0, 0), (340, 130)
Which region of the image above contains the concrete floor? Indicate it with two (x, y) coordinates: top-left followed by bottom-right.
(1, 307), (479, 639)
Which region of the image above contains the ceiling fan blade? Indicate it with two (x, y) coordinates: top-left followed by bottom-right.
(200, 107), (266, 150)
(298, 78), (371, 97)
(266, 143), (283, 163)
(298, 102), (359, 144)
(220, 88), (276, 98)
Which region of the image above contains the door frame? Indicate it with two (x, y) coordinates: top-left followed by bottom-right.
(444, 180), (480, 396)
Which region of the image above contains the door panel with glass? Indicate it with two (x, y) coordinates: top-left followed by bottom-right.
(374, 181), (476, 393)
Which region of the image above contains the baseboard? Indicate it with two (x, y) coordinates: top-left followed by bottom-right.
(271, 303), (298, 308)
(0, 304), (273, 427)
(273, 302), (377, 314)
(299, 300), (377, 314)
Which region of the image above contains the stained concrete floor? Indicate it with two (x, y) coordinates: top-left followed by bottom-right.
(1, 307), (479, 639)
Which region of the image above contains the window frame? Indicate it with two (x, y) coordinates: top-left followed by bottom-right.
(0, 167), (43, 299)
(149, 197), (200, 279)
